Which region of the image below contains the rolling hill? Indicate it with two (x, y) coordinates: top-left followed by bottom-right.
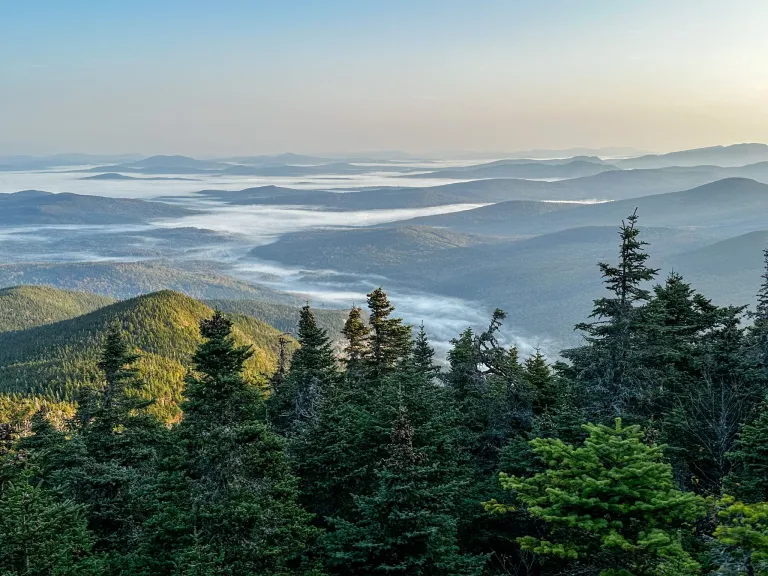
(667, 230), (768, 309)
(206, 299), (351, 342)
(481, 178), (768, 237)
(379, 200), (578, 236)
(0, 290), (293, 421)
(249, 223), (713, 346)
(250, 226), (497, 275)
(0, 260), (301, 303)
(0, 190), (193, 224)
(0, 285), (114, 332)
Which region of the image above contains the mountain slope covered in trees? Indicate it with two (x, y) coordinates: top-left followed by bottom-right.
(0, 290), (293, 421)
(0, 285), (114, 332)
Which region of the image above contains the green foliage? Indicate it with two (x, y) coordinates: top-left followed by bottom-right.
(493, 419), (707, 575)
(270, 304), (340, 431)
(366, 287), (412, 378)
(340, 305), (369, 376)
(715, 496), (768, 575)
(324, 407), (484, 576)
(150, 311), (318, 576)
(0, 469), (105, 575)
(562, 211), (659, 421)
(207, 298), (350, 343)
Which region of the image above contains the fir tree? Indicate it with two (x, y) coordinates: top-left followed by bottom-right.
(324, 406), (484, 576)
(726, 398), (768, 502)
(270, 304), (339, 430)
(169, 311), (317, 575)
(489, 419), (706, 575)
(413, 322), (439, 379)
(715, 496), (768, 576)
(523, 349), (557, 416)
(562, 210), (658, 421)
(366, 287), (412, 378)
(0, 469), (105, 575)
(341, 305), (369, 376)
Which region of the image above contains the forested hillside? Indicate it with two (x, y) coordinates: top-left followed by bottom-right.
(0, 285), (113, 332)
(5, 213), (768, 575)
(0, 290), (292, 422)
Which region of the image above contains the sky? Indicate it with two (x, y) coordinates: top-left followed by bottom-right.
(2, 0), (768, 156)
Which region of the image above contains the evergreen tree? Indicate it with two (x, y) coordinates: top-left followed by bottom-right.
(0, 469), (105, 575)
(489, 419), (706, 575)
(715, 496), (768, 576)
(270, 304), (339, 430)
(412, 322), (439, 379)
(726, 397), (768, 502)
(562, 210), (658, 421)
(324, 406), (484, 576)
(167, 311), (317, 575)
(523, 349), (557, 416)
(341, 305), (369, 376)
(366, 288), (412, 378)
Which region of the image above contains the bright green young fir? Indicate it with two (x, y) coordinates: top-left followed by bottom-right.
(715, 495), (768, 576)
(491, 419), (706, 575)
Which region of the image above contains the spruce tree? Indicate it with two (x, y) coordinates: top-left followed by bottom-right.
(523, 349), (557, 416)
(341, 305), (369, 377)
(366, 287), (412, 378)
(490, 419), (706, 575)
(562, 210), (658, 421)
(0, 469), (105, 575)
(270, 304), (339, 430)
(170, 311), (317, 575)
(413, 322), (439, 379)
(324, 406), (484, 576)
(726, 397), (768, 502)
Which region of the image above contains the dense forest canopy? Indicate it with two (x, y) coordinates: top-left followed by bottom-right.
(4, 212), (768, 575)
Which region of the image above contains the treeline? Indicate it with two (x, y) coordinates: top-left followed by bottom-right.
(4, 212), (768, 575)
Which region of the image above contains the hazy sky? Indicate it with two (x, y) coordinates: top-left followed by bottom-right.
(2, 0), (768, 156)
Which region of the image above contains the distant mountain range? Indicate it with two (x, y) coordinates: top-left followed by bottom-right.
(615, 143), (768, 169)
(0, 190), (193, 225)
(80, 172), (198, 181)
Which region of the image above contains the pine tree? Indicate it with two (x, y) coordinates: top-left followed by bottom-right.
(169, 311), (317, 575)
(0, 469), (105, 575)
(489, 419), (706, 575)
(270, 304), (339, 430)
(341, 305), (369, 377)
(366, 288), (412, 378)
(324, 406), (484, 576)
(562, 210), (658, 421)
(413, 322), (439, 379)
